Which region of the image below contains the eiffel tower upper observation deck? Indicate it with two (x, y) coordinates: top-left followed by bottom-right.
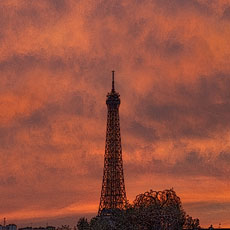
(98, 71), (127, 215)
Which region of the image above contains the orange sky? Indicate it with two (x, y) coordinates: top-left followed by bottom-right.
(0, 0), (230, 228)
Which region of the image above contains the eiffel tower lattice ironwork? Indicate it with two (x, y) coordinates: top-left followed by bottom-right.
(98, 71), (127, 215)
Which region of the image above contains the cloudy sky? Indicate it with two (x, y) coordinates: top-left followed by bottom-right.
(0, 0), (230, 228)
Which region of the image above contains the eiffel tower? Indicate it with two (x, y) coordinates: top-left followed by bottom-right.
(98, 71), (127, 215)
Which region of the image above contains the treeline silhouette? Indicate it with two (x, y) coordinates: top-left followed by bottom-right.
(77, 189), (200, 230)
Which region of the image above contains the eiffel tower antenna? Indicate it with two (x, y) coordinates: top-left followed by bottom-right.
(112, 70), (115, 92)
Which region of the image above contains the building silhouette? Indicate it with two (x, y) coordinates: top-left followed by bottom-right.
(19, 226), (55, 230)
(0, 218), (17, 230)
(0, 225), (17, 230)
(98, 71), (127, 215)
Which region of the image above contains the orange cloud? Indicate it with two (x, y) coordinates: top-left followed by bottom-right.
(0, 0), (230, 228)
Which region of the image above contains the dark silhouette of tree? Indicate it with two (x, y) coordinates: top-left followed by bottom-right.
(90, 216), (112, 230)
(184, 215), (200, 229)
(57, 225), (71, 230)
(77, 218), (90, 230)
(81, 189), (200, 229)
(131, 189), (185, 230)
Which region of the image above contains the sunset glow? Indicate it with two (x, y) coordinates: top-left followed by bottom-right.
(0, 0), (230, 228)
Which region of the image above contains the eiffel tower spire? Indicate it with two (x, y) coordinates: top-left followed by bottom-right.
(98, 71), (127, 215)
(112, 70), (115, 92)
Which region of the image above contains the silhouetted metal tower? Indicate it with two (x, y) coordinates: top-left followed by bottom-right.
(98, 71), (127, 215)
